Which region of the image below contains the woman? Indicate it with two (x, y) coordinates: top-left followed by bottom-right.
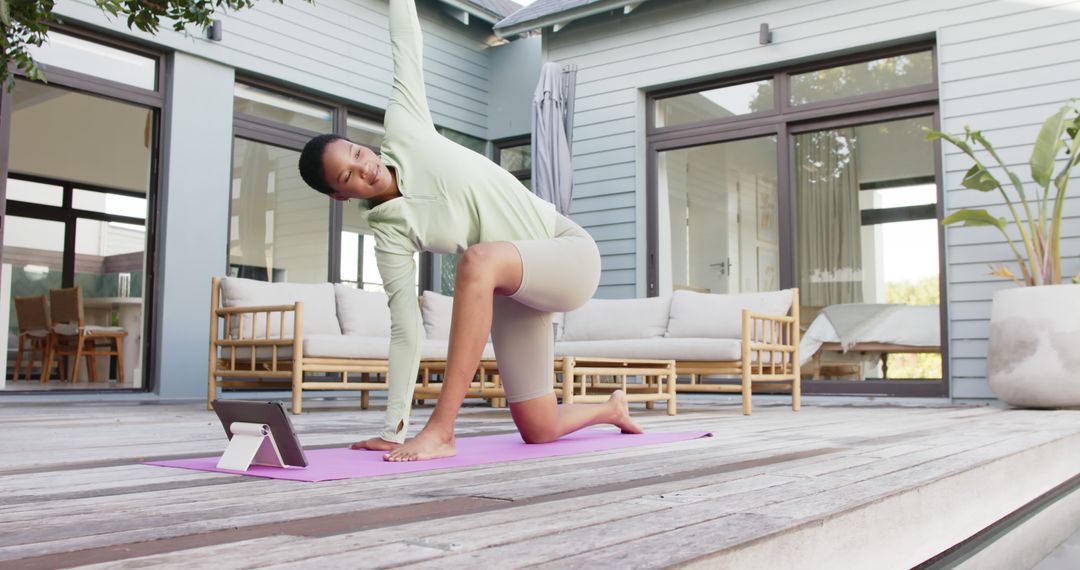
(298, 0), (641, 462)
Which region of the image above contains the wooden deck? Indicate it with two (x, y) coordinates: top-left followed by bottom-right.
(2, 396), (1080, 569)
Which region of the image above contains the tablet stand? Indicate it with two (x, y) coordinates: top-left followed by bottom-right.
(217, 422), (287, 471)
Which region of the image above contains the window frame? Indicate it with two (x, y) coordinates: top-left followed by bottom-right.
(493, 136), (532, 182)
(0, 27), (165, 394)
(229, 77), (443, 292)
(645, 41), (949, 397)
(647, 43), (938, 142)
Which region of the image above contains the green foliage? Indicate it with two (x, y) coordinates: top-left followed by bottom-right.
(1, 0), (301, 90)
(926, 100), (1080, 286)
(884, 277), (942, 379)
(2, 0), (56, 87)
(885, 276), (940, 306)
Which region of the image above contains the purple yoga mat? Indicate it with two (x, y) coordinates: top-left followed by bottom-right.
(146, 430), (712, 482)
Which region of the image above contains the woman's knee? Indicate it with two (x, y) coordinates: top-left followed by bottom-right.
(457, 243), (521, 294)
(519, 424), (558, 444)
(457, 244), (497, 285)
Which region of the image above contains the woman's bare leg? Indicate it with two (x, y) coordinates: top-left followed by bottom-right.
(510, 390), (643, 444)
(385, 242), (523, 462)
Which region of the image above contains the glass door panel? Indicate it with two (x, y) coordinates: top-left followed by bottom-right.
(5, 217), (65, 386)
(794, 115), (942, 382)
(4, 76), (154, 391)
(230, 138), (328, 283)
(659, 136), (779, 294)
(74, 217), (145, 386)
(341, 201), (419, 293)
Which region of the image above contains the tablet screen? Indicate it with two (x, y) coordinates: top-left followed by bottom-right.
(211, 400), (309, 467)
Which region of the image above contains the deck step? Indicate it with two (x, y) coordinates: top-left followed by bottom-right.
(683, 429), (1080, 569)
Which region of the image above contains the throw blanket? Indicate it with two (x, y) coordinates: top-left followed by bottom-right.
(822, 303), (903, 351)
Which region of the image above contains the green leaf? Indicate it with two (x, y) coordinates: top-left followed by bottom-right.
(0, 0), (10, 26)
(1054, 143), (1080, 193)
(924, 127), (975, 156)
(961, 163), (999, 192)
(1031, 103), (1072, 188)
(942, 209), (1006, 230)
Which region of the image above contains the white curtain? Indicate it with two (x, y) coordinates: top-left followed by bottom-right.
(796, 128), (863, 306)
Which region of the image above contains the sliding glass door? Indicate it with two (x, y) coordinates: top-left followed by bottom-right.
(658, 136), (779, 294)
(794, 115), (942, 383)
(648, 43), (946, 396)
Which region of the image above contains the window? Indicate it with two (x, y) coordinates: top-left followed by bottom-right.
(230, 138), (326, 283)
(660, 137), (779, 294)
(648, 44), (944, 394)
(4, 67), (157, 391)
(234, 84), (333, 133)
(654, 78), (774, 128)
(230, 81), (427, 295)
(27, 30), (158, 90)
(347, 114), (385, 149)
(495, 138), (531, 190)
(794, 116), (941, 381)
(789, 50), (934, 106)
(438, 127), (486, 155)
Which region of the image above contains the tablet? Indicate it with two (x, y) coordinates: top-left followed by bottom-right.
(211, 400), (309, 468)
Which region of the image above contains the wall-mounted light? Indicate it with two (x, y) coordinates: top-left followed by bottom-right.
(759, 23), (772, 45)
(207, 20), (223, 41)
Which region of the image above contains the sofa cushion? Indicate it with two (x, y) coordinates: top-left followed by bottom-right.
(562, 296), (671, 341)
(555, 338), (741, 361)
(304, 335), (389, 359)
(421, 291), (454, 340)
(220, 278), (341, 338)
(421, 339), (496, 360)
(666, 289), (794, 339)
(334, 285), (391, 337)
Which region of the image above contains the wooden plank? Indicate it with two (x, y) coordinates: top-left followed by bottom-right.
(2, 403), (1079, 568)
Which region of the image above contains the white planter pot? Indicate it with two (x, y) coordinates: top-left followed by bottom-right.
(986, 284), (1080, 408)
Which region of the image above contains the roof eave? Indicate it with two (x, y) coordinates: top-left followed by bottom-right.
(494, 0), (645, 38)
(439, 0), (504, 25)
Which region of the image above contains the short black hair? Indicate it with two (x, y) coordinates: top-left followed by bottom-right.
(299, 134), (345, 196)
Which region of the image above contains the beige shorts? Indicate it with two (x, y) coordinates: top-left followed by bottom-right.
(494, 214), (601, 403)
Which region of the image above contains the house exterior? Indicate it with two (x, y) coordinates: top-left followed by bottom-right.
(2, 0), (1076, 402)
(0, 0), (540, 397)
(496, 0), (1080, 400)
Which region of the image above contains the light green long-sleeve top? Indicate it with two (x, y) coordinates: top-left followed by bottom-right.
(368, 0), (557, 442)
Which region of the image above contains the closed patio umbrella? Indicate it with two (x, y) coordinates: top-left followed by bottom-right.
(531, 62), (577, 215)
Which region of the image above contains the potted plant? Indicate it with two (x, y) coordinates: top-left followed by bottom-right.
(926, 100), (1080, 407)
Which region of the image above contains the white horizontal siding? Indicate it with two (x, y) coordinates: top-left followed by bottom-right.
(55, 0), (494, 138)
(542, 0), (1080, 400)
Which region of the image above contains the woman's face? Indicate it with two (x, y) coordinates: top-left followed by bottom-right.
(322, 139), (396, 202)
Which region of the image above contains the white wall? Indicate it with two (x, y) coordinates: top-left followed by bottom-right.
(543, 0), (1080, 398)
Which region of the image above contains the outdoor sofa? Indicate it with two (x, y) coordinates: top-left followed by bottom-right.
(207, 277), (495, 414)
(208, 277), (800, 415)
(550, 288), (801, 414)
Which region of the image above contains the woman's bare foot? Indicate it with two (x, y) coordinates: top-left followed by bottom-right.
(349, 437), (400, 451)
(609, 390), (644, 434)
(384, 429), (456, 462)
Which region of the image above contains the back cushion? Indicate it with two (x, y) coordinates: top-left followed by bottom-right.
(220, 278), (340, 337)
(334, 285), (391, 337)
(421, 291), (454, 340)
(562, 296), (671, 341)
(666, 289), (794, 339)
